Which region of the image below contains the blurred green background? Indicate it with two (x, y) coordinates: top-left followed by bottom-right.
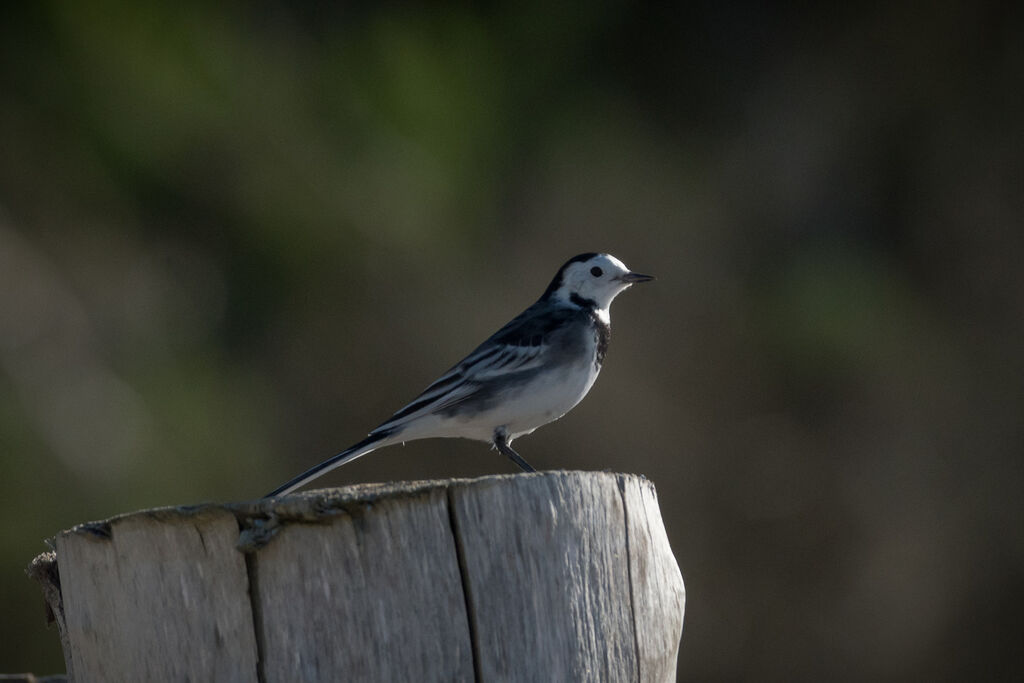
(2, 1), (1022, 680)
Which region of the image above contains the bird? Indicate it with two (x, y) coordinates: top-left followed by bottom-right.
(265, 252), (653, 497)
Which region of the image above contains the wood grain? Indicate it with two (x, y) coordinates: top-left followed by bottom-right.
(54, 508), (258, 683)
(450, 472), (637, 681)
(34, 471), (685, 682)
(621, 476), (687, 683)
(252, 484), (474, 682)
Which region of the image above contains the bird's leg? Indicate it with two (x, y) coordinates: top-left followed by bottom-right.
(493, 428), (537, 473)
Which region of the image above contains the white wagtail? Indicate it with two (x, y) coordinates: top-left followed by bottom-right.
(266, 253), (653, 497)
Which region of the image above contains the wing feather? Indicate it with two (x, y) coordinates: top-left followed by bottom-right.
(373, 302), (576, 433)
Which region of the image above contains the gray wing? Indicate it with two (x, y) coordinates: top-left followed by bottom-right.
(372, 302), (574, 433)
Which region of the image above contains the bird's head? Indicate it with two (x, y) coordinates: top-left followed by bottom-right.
(542, 253), (654, 313)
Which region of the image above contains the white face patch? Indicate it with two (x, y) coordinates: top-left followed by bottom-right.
(554, 253), (637, 312)
(603, 254), (629, 272)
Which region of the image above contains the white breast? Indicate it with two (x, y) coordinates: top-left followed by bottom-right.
(501, 354), (601, 439)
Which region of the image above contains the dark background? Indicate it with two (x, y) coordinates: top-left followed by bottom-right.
(2, 2), (1022, 680)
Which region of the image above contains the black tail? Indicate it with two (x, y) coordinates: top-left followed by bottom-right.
(264, 431), (392, 498)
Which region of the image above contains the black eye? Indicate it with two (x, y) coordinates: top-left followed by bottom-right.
(590, 266), (603, 277)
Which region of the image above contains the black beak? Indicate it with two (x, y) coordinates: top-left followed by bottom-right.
(619, 271), (655, 283)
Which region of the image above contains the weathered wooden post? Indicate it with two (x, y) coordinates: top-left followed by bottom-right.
(30, 471), (685, 682)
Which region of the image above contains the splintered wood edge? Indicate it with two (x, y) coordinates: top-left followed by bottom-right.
(26, 552), (76, 682)
(27, 470), (656, 577)
(39, 471), (652, 548)
(29, 470), (659, 559)
(27, 471), (655, 604)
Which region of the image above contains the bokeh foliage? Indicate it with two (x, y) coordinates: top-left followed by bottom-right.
(2, 1), (1022, 679)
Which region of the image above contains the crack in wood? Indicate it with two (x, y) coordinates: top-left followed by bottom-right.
(447, 487), (482, 682)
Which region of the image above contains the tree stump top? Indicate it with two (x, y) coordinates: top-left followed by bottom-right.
(31, 470), (685, 682)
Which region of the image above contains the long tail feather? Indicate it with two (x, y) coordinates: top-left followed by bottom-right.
(264, 431), (392, 498)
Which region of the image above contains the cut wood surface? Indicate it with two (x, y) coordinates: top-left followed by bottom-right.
(31, 471), (685, 682)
